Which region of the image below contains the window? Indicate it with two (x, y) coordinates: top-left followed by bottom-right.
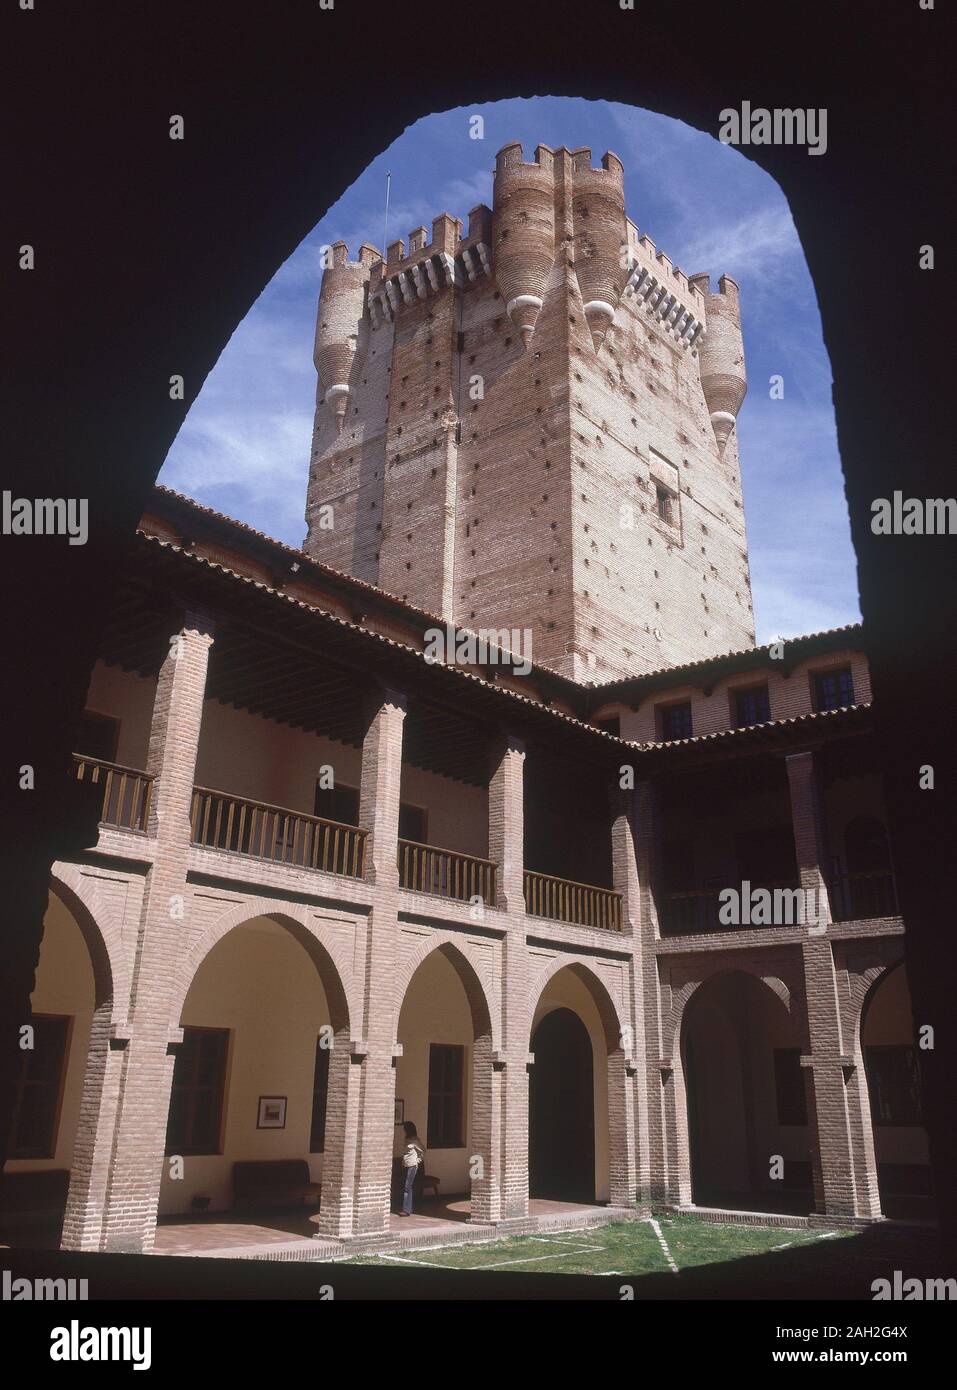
(314, 781), (360, 826)
(76, 710), (119, 762)
(813, 666), (854, 712)
(427, 1043), (465, 1149)
(166, 1027), (229, 1156)
(732, 684), (771, 727)
(310, 1036), (330, 1153)
(865, 1045), (923, 1126)
(774, 1048), (808, 1126)
(398, 801), (428, 844)
(314, 781), (427, 844)
(8, 1015), (70, 1159)
(655, 483), (675, 525)
(659, 701), (693, 741)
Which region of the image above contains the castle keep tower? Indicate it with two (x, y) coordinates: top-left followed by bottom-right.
(305, 142), (754, 681)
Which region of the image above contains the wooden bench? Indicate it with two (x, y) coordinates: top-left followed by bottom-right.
(232, 1159), (321, 1209)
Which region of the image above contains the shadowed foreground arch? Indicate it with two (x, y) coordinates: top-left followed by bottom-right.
(859, 960), (933, 1220)
(678, 970), (811, 1214)
(9, 7), (952, 1254)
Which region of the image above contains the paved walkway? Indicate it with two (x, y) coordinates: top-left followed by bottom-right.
(151, 1197), (635, 1259)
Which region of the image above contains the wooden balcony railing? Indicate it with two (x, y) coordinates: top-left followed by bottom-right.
(523, 870), (623, 931)
(658, 881), (806, 936)
(828, 870), (899, 923)
(398, 838), (497, 906)
(190, 787), (367, 879)
(73, 754), (153, 832)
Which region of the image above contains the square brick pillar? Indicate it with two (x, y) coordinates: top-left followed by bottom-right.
(350, 687), (406, 1236)
(609, 784), (645, 1209)
(488, 734), (529, 1224)
(787, 751), (881, 1219)
(62, 612), (214, 1252)
(632, 780), (673, 1203)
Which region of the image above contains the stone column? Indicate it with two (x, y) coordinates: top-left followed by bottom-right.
(350, 687), (406, 1236)
(787, 750), (881, 1219)
(62, 612), (214, 1252)
(488, 734), (529, 1225)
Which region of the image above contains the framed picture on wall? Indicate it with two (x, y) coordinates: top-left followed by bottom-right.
(257, 1095), (287, 1129)
(394, 1099), (404, 1125)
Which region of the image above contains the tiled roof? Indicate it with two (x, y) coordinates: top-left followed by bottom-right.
(148, 486), (865, 704)
(133, 527), (872, 764)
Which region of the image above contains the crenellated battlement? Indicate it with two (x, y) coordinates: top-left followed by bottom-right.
(311, 138), (745, 454)
(367, 205), (493, 327)
(306, 136), (754, 680)
(619, 221), (709, 354)
(494, 140), (624, 185)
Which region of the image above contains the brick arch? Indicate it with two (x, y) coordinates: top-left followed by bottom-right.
(528, 956), (627, 1056)
(527, 956), (637, 1207)
(394, 937), (499, 1222)
(49, 865), (127, 1022)
(172, 897), (354, 1035)
(667, 963), (796, 1060)
(666, 963), (802, 1210)
(395, 935), (495, 1045)
(853, 952), (907, 1046)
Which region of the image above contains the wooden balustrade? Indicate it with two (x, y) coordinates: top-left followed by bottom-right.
(523, 870), (623, 930)
(828, 870), (899, 922)
(398, 838), (497, 906)
(73, 754), (153, 832)
(190, 787), (366, 878)
(659, 880), (817, 935)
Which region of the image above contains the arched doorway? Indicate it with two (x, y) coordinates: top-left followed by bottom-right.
(3, 885), (102, 1248)
(860, 962), (933, 1220)
(529, 1007), (595, 1202)
(527, 962), (630, 1206)
(681, 971), (812, 1215)
(394, 944), (494, 1224)
(160, 912), (353, 1242)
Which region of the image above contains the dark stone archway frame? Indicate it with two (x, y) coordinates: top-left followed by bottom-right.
(7, 0), (951, 1241)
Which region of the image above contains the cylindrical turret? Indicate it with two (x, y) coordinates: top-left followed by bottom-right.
(571, 150), (627, 352)
(314, 241), (378, 432)
(688, 273), (747, 455)
(492, 142), (556, 348)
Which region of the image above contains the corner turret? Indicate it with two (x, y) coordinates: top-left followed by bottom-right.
(492, 142), (556, 348)
(313, 241), (380, 432)
(688, 272), (747, 454)
(570, 148), (627, 351)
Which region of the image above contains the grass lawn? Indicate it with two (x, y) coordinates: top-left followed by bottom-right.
(341, 1212), (938, 1297)
(343, 1213), (847, 1278)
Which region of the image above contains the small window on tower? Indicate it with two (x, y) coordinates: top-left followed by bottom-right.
(655, 484), (675, 526)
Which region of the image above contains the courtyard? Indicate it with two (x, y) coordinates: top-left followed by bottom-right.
(340, 1211), (941, 1300)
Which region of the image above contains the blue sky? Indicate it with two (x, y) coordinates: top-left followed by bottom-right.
(159, 97), (861, 643)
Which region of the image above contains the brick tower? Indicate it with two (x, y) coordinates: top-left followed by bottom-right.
(304, 142), (754, 681)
